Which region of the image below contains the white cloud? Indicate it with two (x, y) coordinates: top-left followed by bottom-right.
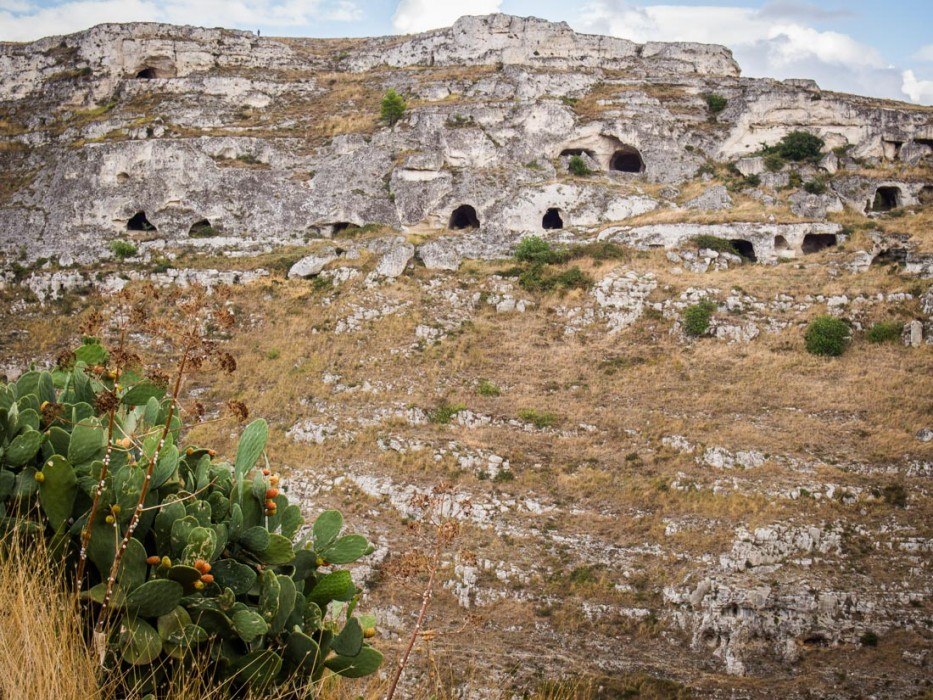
(0, 0), (360, 41)
(902, 69), (933, 104)
(572, 1), (926, 104)
(913, 44), (933, 62)
(392, 0), (501, 34)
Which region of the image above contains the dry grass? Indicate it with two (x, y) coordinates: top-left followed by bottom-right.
(0, 535), (99, 700)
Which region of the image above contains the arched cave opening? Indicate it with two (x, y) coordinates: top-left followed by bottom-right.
(127, 211), (155, 232)
(729, 239), (757, 262)
(449, 205), (480, 230)
(609, 147), (645, 173)
(774, 235), (790, 253)
(801, 234), (837, 255)
(542, 208), (563, 230)
(331, 222), (353, 235)
(189, 219), (216, 238)
(871, 186), (901, 212)
(135, 67), (159, 79)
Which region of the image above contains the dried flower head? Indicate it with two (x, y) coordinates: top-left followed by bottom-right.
(94, 390), (120, 414)
(227, 400), (249, 422)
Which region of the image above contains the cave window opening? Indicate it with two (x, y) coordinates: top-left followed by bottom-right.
(449, 205), (479, 230)
(127, 211), (155, 232)
(542, 208), (563, 230)
(801, 234), (837, 255)
(135, 67), (158, 79)
(774, 235), (790, 253)
(559, 148), (595, 159)
(609, 147), (645, 173)
(729, 239), (757, 262)
(872, 186), (901, 211)
(189, 219), (216, 238)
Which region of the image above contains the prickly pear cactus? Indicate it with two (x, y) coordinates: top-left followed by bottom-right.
(0, 338), (382, 694)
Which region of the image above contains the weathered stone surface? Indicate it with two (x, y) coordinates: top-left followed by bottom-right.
(685, 185), (733, 211)
(374, 239), (415, 278)
(288, 248), (339, 279)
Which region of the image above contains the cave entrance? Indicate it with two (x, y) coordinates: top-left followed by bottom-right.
(801, 234), (836, 254)
(135, 67), (159, 79)
(871, 248), (907, 267)
(774, 235), (790, 254)
(729, 239), (757, 262)
(331, 222), (354, 235)
(127, 211), (155, 232)
(609, 147), (645, 173)
(449, 205), (479, 230)
(189, 219), (216, 238)
(542, 208), (563, 230)
(871, 186), (901, 211)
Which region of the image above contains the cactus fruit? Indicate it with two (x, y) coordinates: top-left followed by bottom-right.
(0, 338), (380, 690)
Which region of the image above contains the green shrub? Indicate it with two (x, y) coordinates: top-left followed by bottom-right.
(552, 266), (590, 290)
(860, 631), (879, 647)
(518, 408), (557, 428)
(476, 379), (501, 397)
(109, 240), (137, 259)
(692, 235), (737, 254)
(518, 264), (551, 292)
(429, 400), (466, 424)
(804, 315), (850, 356)
(763, 153), (784, 172)
(514, 236), (565, 264)
(866, 321), (902, 344)
(0, 336), (381, 693)
(704, 93), (727, 114)
(379, 89), (406, 126)
(803, 177), (827, 195)
(567, 155), (591, 176)
(682, 300), (716, 337)
(769, 130), (824, 161)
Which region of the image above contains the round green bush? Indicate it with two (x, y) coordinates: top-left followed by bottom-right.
(682, 300), (716, 337)
(805, 315), (850, 356)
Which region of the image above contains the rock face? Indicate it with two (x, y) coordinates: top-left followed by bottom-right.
(0, 14), (930, 267)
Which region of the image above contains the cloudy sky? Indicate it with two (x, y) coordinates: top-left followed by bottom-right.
(2, 0), (932, 104)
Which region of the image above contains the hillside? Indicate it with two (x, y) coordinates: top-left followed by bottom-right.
(0, 13), (931, 698)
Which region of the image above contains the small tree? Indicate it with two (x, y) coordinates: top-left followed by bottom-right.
(682, 300), (717, 337)
(380, 89), (406, 126)
(775, 131), (824, 161)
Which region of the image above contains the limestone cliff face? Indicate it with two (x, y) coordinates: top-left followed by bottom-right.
(0, 14), (930, 266)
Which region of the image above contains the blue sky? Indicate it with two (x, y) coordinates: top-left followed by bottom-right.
(2, 0), (932, 103)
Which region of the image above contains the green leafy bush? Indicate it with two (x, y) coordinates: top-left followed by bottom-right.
(379, 89), (406, 126)
(763, 153), (784, 172)
(803, 177), (827, 195)
(518, 408), (557, 429)
(866, 321), (902, 344)
(109, 240), (138, 259)
(804, 315), (850, 356)
(704, 93), (727, 114)
(476, 380), (501, 397)
(0, 337), (381, 693)
(567, 155), (591, 177)
(514, 236), (565, 265)
(692, 235), (737, 254)
(768, 131), (824, 161)
(552, 266), (590, 290)
(429, 400), (465, 424)
(682, 300), (717, 337)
